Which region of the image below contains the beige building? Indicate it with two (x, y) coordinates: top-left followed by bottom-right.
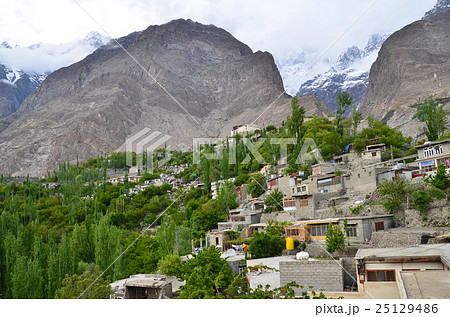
(284, 215), (393, 244)
(355, 244), (450, 299)
(416, 138), (450, 172)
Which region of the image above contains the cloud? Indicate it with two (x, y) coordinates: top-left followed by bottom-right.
(0, 0), (437, 74)
(0, 33), (110, 74)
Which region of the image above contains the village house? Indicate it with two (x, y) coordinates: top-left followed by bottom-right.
(355, 244), (450, 299)
(415, 138), (450, 173)
(284, 215), (394, 244)
(230, 124), (259, 137)
(110, 274), (173, 299)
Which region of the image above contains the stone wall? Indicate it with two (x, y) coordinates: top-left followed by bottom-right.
(405, 203), (450, 228)
(368, 230), (424, 248)
(280, 259), (344, 293)
(341, 257), (357, 289)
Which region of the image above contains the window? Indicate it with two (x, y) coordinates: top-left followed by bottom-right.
(358, 174), (361, 178)
(423, 147), (434, 158)
(369, 172), (372, 177)
(311, 223), (337, 237)
(215, 237), (220, 245)
(435, 145), (443, 155)
(346, 224), (357, 237)
(367, 270), (396, 282)
(283, 198), (296, 208)
(375, 222), (384, 231)
(372, 152), (377, 157)
(299, 197), (308, 207)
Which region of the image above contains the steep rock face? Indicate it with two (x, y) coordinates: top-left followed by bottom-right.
(361, 11), (450, 119)
(0, 65), (43, 118)
(0, 31), (110, 120)
(0, 19), (326, 177)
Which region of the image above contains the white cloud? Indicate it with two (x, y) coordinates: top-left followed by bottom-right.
(0, 0), (437, 74)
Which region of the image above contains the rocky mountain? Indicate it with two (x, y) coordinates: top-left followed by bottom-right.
(296, 34), (387, 112)
(0, 31), (110, 119)
(423, 0), (450, 20)
(0, 65), (44, 118)
(360, 9), (450, 121)
(0, 19), (328, 177)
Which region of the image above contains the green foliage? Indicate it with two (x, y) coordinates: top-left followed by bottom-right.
(349, 204), (364, 215)
(233, 173), (250, 186)
(263, 188), (284, 212)
(412, 190), (432, 214)
(286, 96), (306, 140)
(377, 179), (412, 212)
(190, 199), (227, 238)
(55, 265), (112, 299)
(425, 164), (449, 190)
(412, 187), (447, 215)
(335, 92), (353, 137)
(216, 181), (238, 214)
(351, 105), (362, 134)
(176, 247), (234, 299)
(157, 254), (184, 278)
(325, 223), (345, 253)
(416, 97), (448, 141)
(250, 232), (284, 259)
(247, 173), (267, 198)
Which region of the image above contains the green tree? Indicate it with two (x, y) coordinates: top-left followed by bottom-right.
(351, 105), (362, 134)
(250, 232), (284, 259)
(157, 254), (184, 278)
(416, 97), (448, 141)
(247, 173), (267, 198)
(55, 265), (112, 299)
(335, 92), (353, 137)
(286, 96), (306, 141)
(263, 188), (284, 212)
(234, 173), (250, 186)
(425, 164), (449, 190)
(325, 223), (345, 253)
(216, 181), (238, 216)
(377, 179), (412, 212)
(177, 247), (233, 299)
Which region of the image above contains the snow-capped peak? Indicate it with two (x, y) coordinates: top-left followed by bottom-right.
(295, 33), (388, 112)
(423, 0), (450, 20)
(1, 41), (11, 49)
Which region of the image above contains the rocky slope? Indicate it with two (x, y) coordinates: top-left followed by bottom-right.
(361, 9), (450, 121)
(0, 65), (44, 118)
(0, 19), (327, 177)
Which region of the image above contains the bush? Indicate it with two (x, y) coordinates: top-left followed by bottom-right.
(377, 179), (412, 212)
(412, 190), (432, 214)
(250, 232), (284, 259)
(425, 165), (449, 190)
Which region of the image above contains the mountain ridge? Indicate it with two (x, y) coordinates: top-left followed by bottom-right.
(0, 19), (329, 177)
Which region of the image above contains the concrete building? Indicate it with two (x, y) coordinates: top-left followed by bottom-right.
(416, 138), (450, 173)
(284, 215), (394, 244)
(110, 274), (172, 299)
(231, 124), (259, 137)
(355, 244), (450, 299)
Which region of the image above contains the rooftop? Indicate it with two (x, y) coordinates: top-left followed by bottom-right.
(356, 244), (450, 268)
(415, 138), (450, 149)
(400, 270), (450, 299)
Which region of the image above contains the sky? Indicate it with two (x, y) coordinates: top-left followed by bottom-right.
(0, 0), (437, 76)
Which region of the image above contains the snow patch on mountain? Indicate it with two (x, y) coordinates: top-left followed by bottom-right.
(293, 34), (388, 112)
